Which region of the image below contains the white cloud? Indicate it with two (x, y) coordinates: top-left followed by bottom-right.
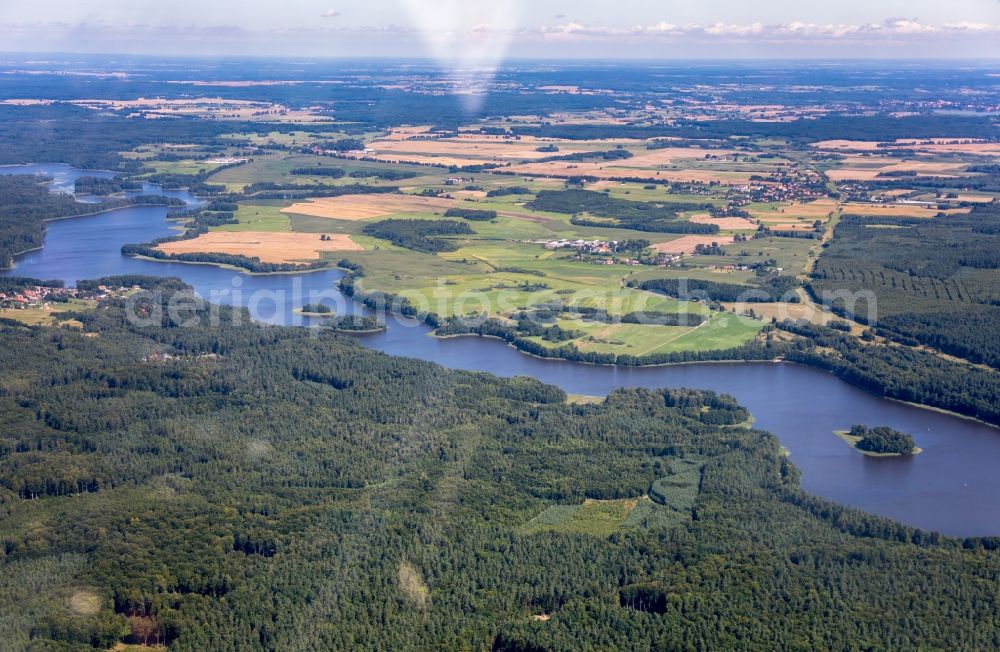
(704, 22), (764, 37)
(531, 17), (1000, 42)
(1, 15), (999, 58)
(320, 9), (340, 18)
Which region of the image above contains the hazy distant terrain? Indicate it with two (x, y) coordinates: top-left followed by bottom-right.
(0, 56), (999, 650)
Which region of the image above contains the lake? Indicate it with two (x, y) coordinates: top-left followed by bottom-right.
(3, 163), (1000, 537)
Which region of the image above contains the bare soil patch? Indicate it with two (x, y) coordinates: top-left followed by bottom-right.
(69, 590), (101, 616)
(398, 562), (431, 610)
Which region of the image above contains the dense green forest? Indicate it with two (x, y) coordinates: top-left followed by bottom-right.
(528, 190), (718, 234)
(443, 208), (497, 221)
(0, 104), (307, 171)
(361, 219), (473, 253)
(848, 425), (918, 455)
(74, 177), (143, 196)
(289, 167), (346, 179)
(635, 276), (801, 304)
(780, 321), (1000, 426)
(514, 114), (1000, 142)
(810, 205), (1000, 368)
(1, 279), (999, 650)
(324, 314), (385, 332)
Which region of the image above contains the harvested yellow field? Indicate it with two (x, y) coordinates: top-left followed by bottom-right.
(796, 198), (840, 215)
(619, 147), (742, 167)
(690, 214), (758, 230)
(653, 235), (736, 255)
(841, 203), (970, 218)
(814, 140), (885, 151)
(827, 161), (966, 181)
(877, 189), (915, 198)
(507, 161), (751, 184)
(768, 222), (817, 231)
(282, 194), (456, 220)
(815, 139), (1000, 156)
(283, 193), (550, 224)
(357, 134), (597, 165)
(156, 232), (361, 264)
(381, 126), (434, 141)
(721, 301), (839, 326)
(953, 194), (1000, 203)
(753, 200), (838, 232)
(452, 189), (488, 200)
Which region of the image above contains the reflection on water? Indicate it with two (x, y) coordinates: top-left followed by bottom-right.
(3, 164), (1000, 536)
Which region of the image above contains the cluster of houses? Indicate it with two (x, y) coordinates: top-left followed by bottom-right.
(0, 285), (74, 310)
(541, 239), (682, 268)
(705, 263), (785, 274)
(0, 284), (134, 311)
(543, 239), (616, 254)
(731, 178), (823, 206)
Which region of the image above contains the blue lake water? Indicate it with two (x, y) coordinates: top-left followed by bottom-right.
(3, 163), (1000, 536)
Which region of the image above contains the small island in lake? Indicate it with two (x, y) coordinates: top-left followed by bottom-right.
(325, 315), (386, 333)
(295, 303), (334, 317)
(835, 425), (921, 457)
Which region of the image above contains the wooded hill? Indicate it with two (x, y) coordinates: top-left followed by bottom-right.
(1, 279), (999, 650)
(810, 205), (1000, 369)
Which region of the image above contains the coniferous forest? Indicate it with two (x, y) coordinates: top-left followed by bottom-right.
(0, 281), (999, 650)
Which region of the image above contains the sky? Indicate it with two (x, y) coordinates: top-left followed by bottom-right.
(1, 0), (999, 59)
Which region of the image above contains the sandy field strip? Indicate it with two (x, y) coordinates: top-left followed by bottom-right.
(840, 203), (970, 218)
(689, 214), (758, 230)
(507, 161), (751, 184)
(953, 194), (1000, 203)
(653, 235), (737, 255)
(281, 194), (456, 220)
(752, 199), (840, 222)
(360, 134), (599, 164)
(282, 193), (551, 224)
(826, 161), (967, 181)
(815, 140), (1000, 156)
(156, 231), (361, 264)
(618, 148), (742, 167)
(721, 301), (838, 325)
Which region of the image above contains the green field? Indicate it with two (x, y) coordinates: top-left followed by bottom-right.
(523, 459), (703, 536)
(316, 193), (769, 357)
(169, 149), (778, 359)
(523, 499), (643, 537)
(214, 201), (291, 232)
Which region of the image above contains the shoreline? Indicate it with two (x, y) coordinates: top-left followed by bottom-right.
(5, 184), (996, 435)
(127, 254), (333, 277)
(426, 329), (1000, 429)
(1, 201), (188, 271)
(431, 329), (782, 368)
(833, 430), (923, 458)
(330, 326), (387, 334)
(293, 308), (335, 318)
